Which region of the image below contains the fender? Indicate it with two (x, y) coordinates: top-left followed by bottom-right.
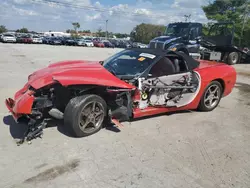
(168, 43), (189, 54)
(52, 75), (135, 89)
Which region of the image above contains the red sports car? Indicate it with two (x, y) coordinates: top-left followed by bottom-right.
(5, 49), (236, 144)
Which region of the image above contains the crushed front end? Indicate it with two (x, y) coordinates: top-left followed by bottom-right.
(5, 83), (60, 145)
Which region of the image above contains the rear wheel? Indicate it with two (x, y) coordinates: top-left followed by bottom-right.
(227, 52), (240, 65)
(64, 94), (107, 137)
(197, 81), (222, 111)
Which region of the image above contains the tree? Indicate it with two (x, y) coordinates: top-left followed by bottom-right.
(130, 23), (165, 44)
(72, 22), (80, 33)
(16, 28), (29, 33)
(0, 25), (7, 33)
(82, 30), (91, 33)
(202, 0), (250, 47)
(97, 27), (104, 37)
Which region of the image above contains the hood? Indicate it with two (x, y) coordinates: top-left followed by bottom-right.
(27, 60), (135, 90)
(151, 36), (181, 44)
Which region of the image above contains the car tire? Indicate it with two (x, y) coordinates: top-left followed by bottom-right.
(227, 52), (240, 65)
(197, 81), (223, 112)
(64, 94), (107, 137)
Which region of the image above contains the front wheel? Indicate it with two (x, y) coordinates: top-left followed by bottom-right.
(197, 81), (223, 111)
(64, 94), (107, 137)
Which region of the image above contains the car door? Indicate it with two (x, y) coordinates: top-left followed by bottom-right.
(139, 56), (201, 108)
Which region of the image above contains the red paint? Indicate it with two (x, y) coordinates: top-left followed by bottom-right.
(93, 41), (105, 47)
(132, 60), (237, 118)
(5, 59), (236, 121)
(28, 60), (135, 89)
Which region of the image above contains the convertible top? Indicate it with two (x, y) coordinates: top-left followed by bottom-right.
(128, 48), (200, 70)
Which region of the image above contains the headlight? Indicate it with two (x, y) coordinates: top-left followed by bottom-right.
(170, 47), (177, 51)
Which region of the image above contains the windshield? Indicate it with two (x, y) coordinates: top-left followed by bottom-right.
(103, 49), (157, 77)
(164, 23), (190, 37)
(4, 34), (14, 37)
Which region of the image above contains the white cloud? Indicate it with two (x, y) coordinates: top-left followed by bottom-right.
(171, 0), (209, 9)
(134, 8), (151, 16)
(86, 13), (101, 21)
(0, 0), (209, 33)
(13, 6), (38, 16)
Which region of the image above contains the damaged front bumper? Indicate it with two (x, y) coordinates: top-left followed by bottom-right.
(5, 86), (35, 122)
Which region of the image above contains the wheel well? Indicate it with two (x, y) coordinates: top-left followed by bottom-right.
(213, 79), (225, 94)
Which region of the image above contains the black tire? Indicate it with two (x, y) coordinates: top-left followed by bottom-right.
(227, 52), (240, 65)
(64, 94), (107, 137)
(197, 81), (223, 112)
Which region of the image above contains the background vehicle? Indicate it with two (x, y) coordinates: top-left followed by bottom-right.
(76, 38), (87, 46)
(48, 37), (63, 45)
(0, 33), (16, 43)
(200, 22), (250, 65)
(149, 21), (250, 64)
(31, 35), (43, 44)
(16, 35), (33, 43)
(83, 39), (94, 47)
(102, 40), (114, 48)
(94, 41), (105, 47)
(64, 37), (78, 46)
(42, 37), (50, 44)
(149, 22), (202, 58)
(5, 48), (236, 143)
(133, 42), (148, 48)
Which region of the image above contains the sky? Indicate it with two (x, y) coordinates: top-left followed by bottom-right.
(0, 0), (210, 33)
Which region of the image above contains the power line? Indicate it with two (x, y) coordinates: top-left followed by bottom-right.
(29, 0), (173, 19)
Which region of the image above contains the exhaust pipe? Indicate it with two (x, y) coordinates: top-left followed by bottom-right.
(48, 108), (64, 120)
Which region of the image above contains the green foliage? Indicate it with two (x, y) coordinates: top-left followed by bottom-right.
(202, 0), (250, 47)
(81, 30), (91, 33)
(130, 23), (165, 44)
(16, 27), (29, 33)
(0, 25), (7, 33)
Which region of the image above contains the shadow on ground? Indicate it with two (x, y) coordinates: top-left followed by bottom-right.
(3, 110), (193, 140)
(3, 115), (28, 139)
(2, 115), (121, 140)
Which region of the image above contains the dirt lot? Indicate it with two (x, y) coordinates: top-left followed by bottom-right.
(0, 43), (250, 188)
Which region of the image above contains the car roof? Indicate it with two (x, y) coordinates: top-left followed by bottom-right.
(127, 48), (200, 70)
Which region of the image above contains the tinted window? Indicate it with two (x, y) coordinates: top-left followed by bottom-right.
(4, 34), (14, 37)
(103, 50), (157, 76)
(149, 57), (176, 77)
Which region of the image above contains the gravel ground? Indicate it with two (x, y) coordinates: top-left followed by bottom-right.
(0, 43), (250, 188)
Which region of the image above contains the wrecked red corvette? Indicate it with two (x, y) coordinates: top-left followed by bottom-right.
(5, 48), (236, 144)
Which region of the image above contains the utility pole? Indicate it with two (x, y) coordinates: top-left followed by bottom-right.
(105, 20), (108, 39)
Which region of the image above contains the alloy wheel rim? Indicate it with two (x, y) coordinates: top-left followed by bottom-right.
(204, 85), (221, 109)
(79, 101), (104, 133)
